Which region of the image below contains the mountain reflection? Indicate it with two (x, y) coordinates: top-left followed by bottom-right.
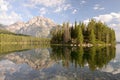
(50, 46), (116, 70)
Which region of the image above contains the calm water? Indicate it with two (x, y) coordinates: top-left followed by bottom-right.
(0, 44), (120, 80)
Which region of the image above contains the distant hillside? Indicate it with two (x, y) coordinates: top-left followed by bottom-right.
(0, 24), (16, 35)
(0, 24), (6, 29)
(0, 29), (14, 34)
(0, 29), (30, 37)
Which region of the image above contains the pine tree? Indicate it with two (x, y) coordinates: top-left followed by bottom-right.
(89, 29), (96, 45)
(76, 23), (84, 45)
(87, 19), (96, 32)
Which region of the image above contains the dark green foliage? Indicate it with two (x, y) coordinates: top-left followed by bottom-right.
(51, 19), (116, 45)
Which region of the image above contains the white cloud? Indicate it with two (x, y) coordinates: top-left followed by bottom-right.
(109, 23), (120, 42)
(93, 12), (120, 23)
(63, 4), (71, 11)
(39, 8), (47, 16)
(0, 11), (22, 25)
(116, 31), (120, 42)
(23, 3), (37, 9)
(54, 7), (62, 13)
(111, 13), (120, 18)
(80, 0), (86, 4)
(72, 9), (77, 14)
(94, 14), (113, 23)
(54, 4), (71, 13)
(93, 4), (105, 10)
(30, 0), (65, 7)
(25, 0), (72, 13)
(0, 0), (9, 12)
(83, 19), (89, 24)
(0, 0), (22, 25)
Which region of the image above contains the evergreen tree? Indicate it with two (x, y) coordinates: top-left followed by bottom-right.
(89, 29), (96, 45)
(76, 23), (84, 45)
(87, 19), (96, 32)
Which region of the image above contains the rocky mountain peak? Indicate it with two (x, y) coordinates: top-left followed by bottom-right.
(14, 21), (25, 25)
(26, 16), (56, 26)
(6, 16), (57, 38)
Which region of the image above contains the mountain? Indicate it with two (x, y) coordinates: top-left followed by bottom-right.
(6, 16), (56, 38)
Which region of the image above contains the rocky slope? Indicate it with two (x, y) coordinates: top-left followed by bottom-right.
(6, 16), (56, 38)
(6, 21), (25, 32)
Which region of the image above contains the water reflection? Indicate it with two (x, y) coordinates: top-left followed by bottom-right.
(2, 48), (54, 70)
(0, 44), (50, 55)
(0, 44), (119, 80)
(50, 46), (116, 70)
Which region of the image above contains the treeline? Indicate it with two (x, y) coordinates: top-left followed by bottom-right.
(0, 29), (50, 44)
(51, 19), (116, 45)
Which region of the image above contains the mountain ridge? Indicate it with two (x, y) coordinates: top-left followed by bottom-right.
(6, 16), (57, 38)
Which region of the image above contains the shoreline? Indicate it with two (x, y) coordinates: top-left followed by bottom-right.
(51, 43), (115, 47)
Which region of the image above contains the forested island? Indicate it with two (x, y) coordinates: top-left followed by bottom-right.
(51, 19), (116, 46)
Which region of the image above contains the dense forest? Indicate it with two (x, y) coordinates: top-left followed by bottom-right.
(51, 19), (116, 46)
(0, 29), (50, 44)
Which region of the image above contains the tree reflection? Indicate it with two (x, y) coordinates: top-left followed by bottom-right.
(50, 46), (116, 70)
(0, 44), (50, 55)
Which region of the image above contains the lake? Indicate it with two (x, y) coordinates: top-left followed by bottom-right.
(0, 44), (120, 80)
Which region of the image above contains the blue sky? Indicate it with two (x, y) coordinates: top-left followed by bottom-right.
(0, 0), (120, 41)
